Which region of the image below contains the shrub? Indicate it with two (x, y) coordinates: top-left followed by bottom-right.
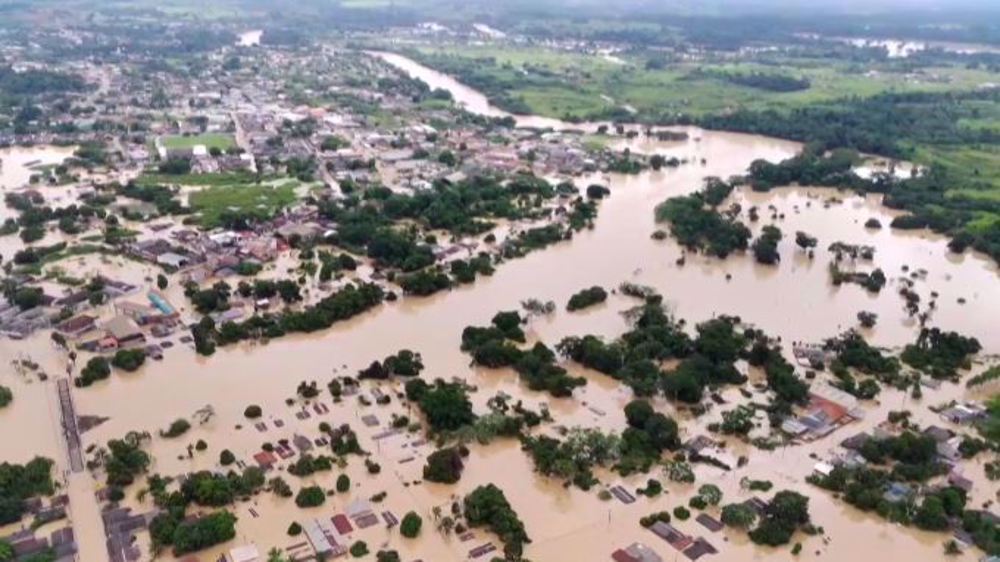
(350, 541), (368, 558)
(400, 511), (422, 538)
(336, 474), (351, 493)
(295, 486), (326, 508)
(160, 418), (191, 438)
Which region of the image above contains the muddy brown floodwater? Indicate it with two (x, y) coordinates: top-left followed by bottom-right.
(0, 54), (997, 562)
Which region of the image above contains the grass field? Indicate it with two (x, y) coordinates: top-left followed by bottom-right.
(136, 171), (258, 188)
(409, 44), (1000, 120)
(160, 133), (236, 151)
(189, 181), (298, 227)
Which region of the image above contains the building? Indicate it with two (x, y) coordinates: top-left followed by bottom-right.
(103, 316), (145, 347)
(612, 542), (663, 562)
(228, 544), (260, 562)
(55, 314), (97, 337)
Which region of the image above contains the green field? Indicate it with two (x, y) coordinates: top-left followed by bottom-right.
(161, 133), (236, 151)
(189, 181), (298, 227)
(407, 44), (999, 121)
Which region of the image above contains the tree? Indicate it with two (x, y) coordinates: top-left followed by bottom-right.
(0, 386), (12, 409)
(697, 484), (723, 506)
(295, 486), (325, 508)
(423, 447), (465, 484)
(721, 503), (757, 529)
(336, 474), (351, 493)
(795, 231), (817, 251)
(244, 405), (262, 419)
(219, 450), (235, 466)
(400, 511), (423, 538)
(76, 356), (112, 387)
(415, 381), (475, 431)
(111, 349), (145, 372)
(156, 274), (168, 290)
(171, 510), (237, 555)
(914, 496), (949, 530)
(349, 541), (368, 558)
(752, 225), (782, 265)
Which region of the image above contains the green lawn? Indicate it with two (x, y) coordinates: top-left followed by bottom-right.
(136, 171), (258, 188)
(408, 44), (999, 120)
(161, 133), (236, 151)
(189, 181), (298, 227)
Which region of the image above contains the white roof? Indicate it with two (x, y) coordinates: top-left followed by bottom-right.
(229, 544), (260, 562)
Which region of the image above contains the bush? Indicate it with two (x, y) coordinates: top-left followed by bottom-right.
(244, 405), (262, 419)
(673, 506), (691, 520)
(400, 511), (422, 538)
(295, 486), (326, 508)
(423, 447), (465, 484)
(336, 474), (351, 493)
(111, 348), (146, 372)
(566, 286), (608, 311)
(350, 541), (368, 558)
(288, 522), (302, 536)
(195, 439), (207, 451)
(160, 418), (191, 438)
(77, 356), (112, 387)
(220, 450), (236, 466)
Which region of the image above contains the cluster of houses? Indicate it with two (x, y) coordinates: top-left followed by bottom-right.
(781, 385), (865, 441)
(0, 495), (76, 562)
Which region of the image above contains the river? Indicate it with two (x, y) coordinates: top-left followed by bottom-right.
(0, 54), (996, 562)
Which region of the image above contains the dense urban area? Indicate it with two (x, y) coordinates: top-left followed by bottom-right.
(0, 1), (998, 562)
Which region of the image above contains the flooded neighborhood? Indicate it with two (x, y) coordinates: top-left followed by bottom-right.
(0, 2), (998, 562)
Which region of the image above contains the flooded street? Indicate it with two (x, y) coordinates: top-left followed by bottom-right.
(0, 54), (996, 562)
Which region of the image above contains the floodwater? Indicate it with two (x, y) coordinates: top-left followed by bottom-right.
(0, 54), (997, 562)
(840, 37), (1000, 57)
(0, 144), (76, 190)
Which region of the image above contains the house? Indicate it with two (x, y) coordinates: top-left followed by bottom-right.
(923, 425), (954, 443)
(252, 451), (276, 470)
(612, 543), (663, 562)
(302, 519), (347, 558)
(948, 470), (974, 493)
(840, 432), (871, 451)
(103, 316), (144, 347)
(940, 403), (987, 425)
(156, 252), (191, 269)
(228, 544), (260, 562)
(55, 314), (97, 337)
(682, 538), (718, 561)
(883, 482), (913, 504)
(331, 514), (353, 536)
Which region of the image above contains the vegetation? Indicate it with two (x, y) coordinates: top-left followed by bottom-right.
(655, 183), (750, 258)
(461, 311), (586, 397)
(423, 447), (466, 484)
(405, 379), (476, 432)
(111, 348), (146, 372)
(464, 484), (530, 560)
(295, 486), (326, 508)
(0, 457), (55, 525)
(748, 490), (812, 546)
(900, 328), (982, 380)
(566, 286), (608, 311)
(76, 356), (111, 387)
(400, 511), (423, 538)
